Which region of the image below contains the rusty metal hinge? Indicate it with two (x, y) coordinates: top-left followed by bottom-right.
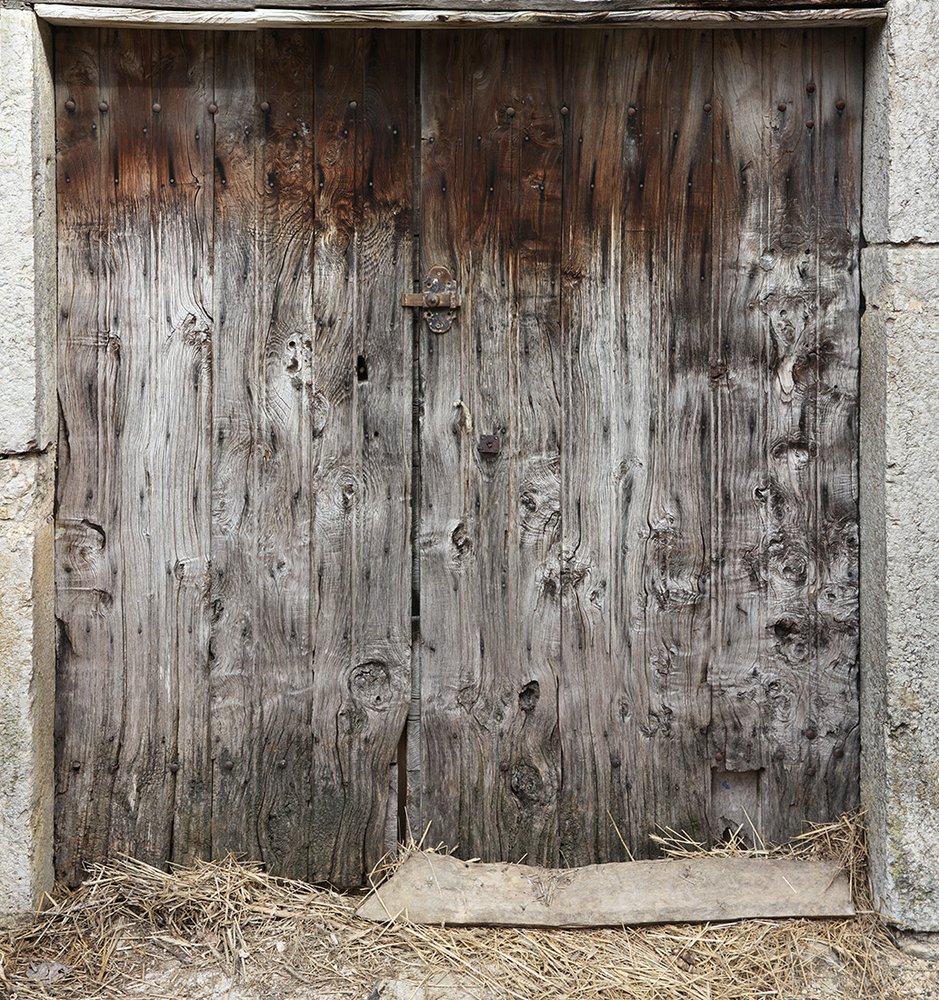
(401, 265), (460, 333)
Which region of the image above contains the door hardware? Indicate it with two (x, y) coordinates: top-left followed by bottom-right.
(401, 265), (460, 333)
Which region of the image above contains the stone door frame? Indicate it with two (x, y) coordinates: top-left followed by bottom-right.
(1, 0), (936, 940)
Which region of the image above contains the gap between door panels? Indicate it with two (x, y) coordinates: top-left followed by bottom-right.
(390, 30), (424, 854)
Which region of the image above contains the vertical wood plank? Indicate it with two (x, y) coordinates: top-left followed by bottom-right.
(209, 29), (260, 861)
(498, 28), (563, 866)
(103, 28), (173, 864)
(251, 29), (316, 875)
(635, 29), (715, 848)
(339, 28), (413, 880)
(54, 27), (114, 884)
(150, 29), (215, 865)
(413, 29), (468, 848)
(708, 29), (768, 840)
(558, 28), (628, 865)
(812, 27), (861, 818)
(761, 29), (820, 839)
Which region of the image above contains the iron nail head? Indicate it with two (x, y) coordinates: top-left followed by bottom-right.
(836, 99), (846, 111)
(99, 101), (109, 113)
(65, 98), (76, 112)
(209, 102), (218, 114)
(152, 102), (161, 114)
(260, 101), (271, 113)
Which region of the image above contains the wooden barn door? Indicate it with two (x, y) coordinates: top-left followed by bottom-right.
(411, 28), (863, 865)
(55, 29), (414, 887)
(55, 25), (862, 886)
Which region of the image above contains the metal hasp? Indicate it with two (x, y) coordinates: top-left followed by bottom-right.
(402, 264), (460, 333)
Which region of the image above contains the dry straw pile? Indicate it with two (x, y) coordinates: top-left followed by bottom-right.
(0, 814), (897, 1000)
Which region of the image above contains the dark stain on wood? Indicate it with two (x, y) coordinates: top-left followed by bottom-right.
(55, 25), (861, 886)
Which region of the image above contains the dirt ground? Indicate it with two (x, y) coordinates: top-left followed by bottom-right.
(17, 942), (939, 1000)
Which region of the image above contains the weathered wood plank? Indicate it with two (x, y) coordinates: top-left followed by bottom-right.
(457, 30), (518, 860)
(102, 27), (176, 866)
(812, 27), (861, 816)
(250, 28), (317, 875)
(638, 29), (714, 847)
(357, 851), (855, 926)
(412, 29), (468, 849)
(760, 29), (820, 840)
(340, 28), (414, 880)
(36, 5), (889, 29)
(500, 29), (563, 866)
(150, 28), (215, 865)
(708, 28), (769, 841)
(558, 28), (630, 866)
(209, 29), (261, 862)
(54, 26), (115, 885)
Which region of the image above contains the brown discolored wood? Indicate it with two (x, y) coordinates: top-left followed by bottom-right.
(54, 25), (112, 884)
(151, 28), (215, 865)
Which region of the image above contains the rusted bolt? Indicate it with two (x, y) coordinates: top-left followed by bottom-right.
(222, 759), (234, 770)
(425, 292), (440, 307)
(65, 98), (76, 112)
(208, 102), (218, 115)
(260, 101), (271, 112)
(627, 105), (637, 118)
(777, 102), (787, 112)
(99, 100), (109, 112)
(477, 434), (501, 456)
(836, 99), (846, 111)
(703, 102), (712, 113)
(152, 102), (161, 114)
(805, 726), (818, 740)
(560, 105), (569, 116)
(506, 106), (516, 118)
(806, 119), (815, 129)
(168, 762), (180, 773)
(714, 751), (724, 762)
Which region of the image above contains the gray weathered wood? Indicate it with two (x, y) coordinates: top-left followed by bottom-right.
(56, 25), (861, 883)
(356, 851), (855, 925)
(54, 25), (113, 885)
(36, 4), (887, 28)
(37, 0), (883, 12)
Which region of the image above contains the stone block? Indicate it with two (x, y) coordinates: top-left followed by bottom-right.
(0, 8), (55, 454)
(0, 452), (54, 918)
(864, 0), (939, 245)
(861, 245), (939, 931)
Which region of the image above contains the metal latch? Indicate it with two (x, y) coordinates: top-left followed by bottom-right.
(401, 265), (460, 333)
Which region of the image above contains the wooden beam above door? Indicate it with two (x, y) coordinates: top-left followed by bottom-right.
(34, 3), (887, 29)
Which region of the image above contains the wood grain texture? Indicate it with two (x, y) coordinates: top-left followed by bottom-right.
(55, 27), (412, 887)
(56, 26), (861, 881)
(54, 25), (112, 884)
(37, 5), (888, 28)
(39, 0), (884, 12)
(357, 851), (855, 925)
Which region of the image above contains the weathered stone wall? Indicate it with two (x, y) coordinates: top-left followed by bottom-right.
(0, 5), (55, 918)
(861, 0), (939, 938)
